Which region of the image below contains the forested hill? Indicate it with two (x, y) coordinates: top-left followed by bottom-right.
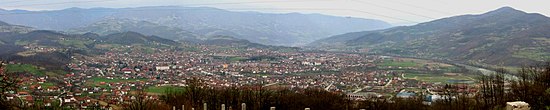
(310, 7), (550, 66)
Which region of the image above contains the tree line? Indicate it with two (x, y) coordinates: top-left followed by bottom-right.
(0, 61), (549, 110)
(127, 63), (550, 110)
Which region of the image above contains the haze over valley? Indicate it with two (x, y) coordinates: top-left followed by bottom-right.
(0, 1), (548, 110)
(0, 6), (391, 46)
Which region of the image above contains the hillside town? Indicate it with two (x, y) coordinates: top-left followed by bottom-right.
(2, 44), (482, 109)
(2, 1), (550, 109)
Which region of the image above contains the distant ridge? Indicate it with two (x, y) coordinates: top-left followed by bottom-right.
(68, 18), (198, 41)
(311, 7), (550, 66)
(0, 20), (34, 33)
(0, 21), (9, 26)
(98, 31), (179, 45)
(0, 6), (391, 46)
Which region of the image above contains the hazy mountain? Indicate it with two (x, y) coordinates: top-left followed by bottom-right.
(0, 30), (180, 69)
(311, 7), (550, 66)
(0, 29), (181, 48)
(0, 7), (114, 30)
(0, 29), (297, 69)
(97, 31), (179, 45)
(196, 35), (267, 47)
(0, 20), (33, 33)
(0, 21), (8, 25)
(0, 6), (391, 46)
(68, 18), (198, 41)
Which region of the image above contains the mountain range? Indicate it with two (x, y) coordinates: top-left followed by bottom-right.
(0, 6), (391, 46)
(0, 21), (183, 69)
(68, 18), (199, 41)
(2, 6), (549, 68)
(0, 20), (33, 33)
(311, 7), (550, 66)
(0, 20), (299, 69)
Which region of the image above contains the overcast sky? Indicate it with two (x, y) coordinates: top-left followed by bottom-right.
(1, 0), (549, 25)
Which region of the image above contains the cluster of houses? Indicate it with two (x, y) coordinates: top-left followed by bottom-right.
(4, 44), (483, 109)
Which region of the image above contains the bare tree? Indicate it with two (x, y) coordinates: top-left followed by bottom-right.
(0, 61), (24, 110)
(509, 63), (550, 109)
(125, 90), (170, 110)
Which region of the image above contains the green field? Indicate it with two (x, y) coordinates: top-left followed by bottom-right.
(146, 86), (185, 94)
(439, 66), (462, 73)
(228, 56), (248, 61)
(5, 64), (45, 76)
(284, 70), (339, 76)
(403, 73), (475, 84)
(40, 82), (56, 88)
(14, 40), (31, 45)
(88, 77), (148, 85)
(44, 70), (67, 77)
(512, 49), (550, 61)
(94, 44), (122, 49)
(378, 60), (419, 67)
(142, 47), (155, 54)
(58, 39), (93, 49)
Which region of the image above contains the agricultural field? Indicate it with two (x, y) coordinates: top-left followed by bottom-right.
(228, 56), (248, 61)
(40, 82), (56, 88)
(87, 77), (148, 86)
(374, 57), (477, 84)
(5, 64), (45, 76)
(468, 61), (524, 74)
(294, 70), (340, 75)
(94, 44), (122, 49)
(401, 58), (453, 67)
(378, 59), (419, 67)
(403, 73), (476, 84)
(512, 48), (550, 61)
(14, 40), (31, 45)
(58, 39), (94, 49)
(378, 58), (453, 68)
(439, 66), (463, 73)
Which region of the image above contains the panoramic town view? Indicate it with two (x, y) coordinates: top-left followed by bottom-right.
(0, 0), (548, 110)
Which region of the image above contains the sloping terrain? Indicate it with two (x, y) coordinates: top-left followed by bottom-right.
(0, 6), (391, 46)
(0, 20), (33, 33)
(311, 7), (550, 66)
(68, 18), (198, 41)
(0, 21), (182, 69)
(97, 31), (179, 45)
